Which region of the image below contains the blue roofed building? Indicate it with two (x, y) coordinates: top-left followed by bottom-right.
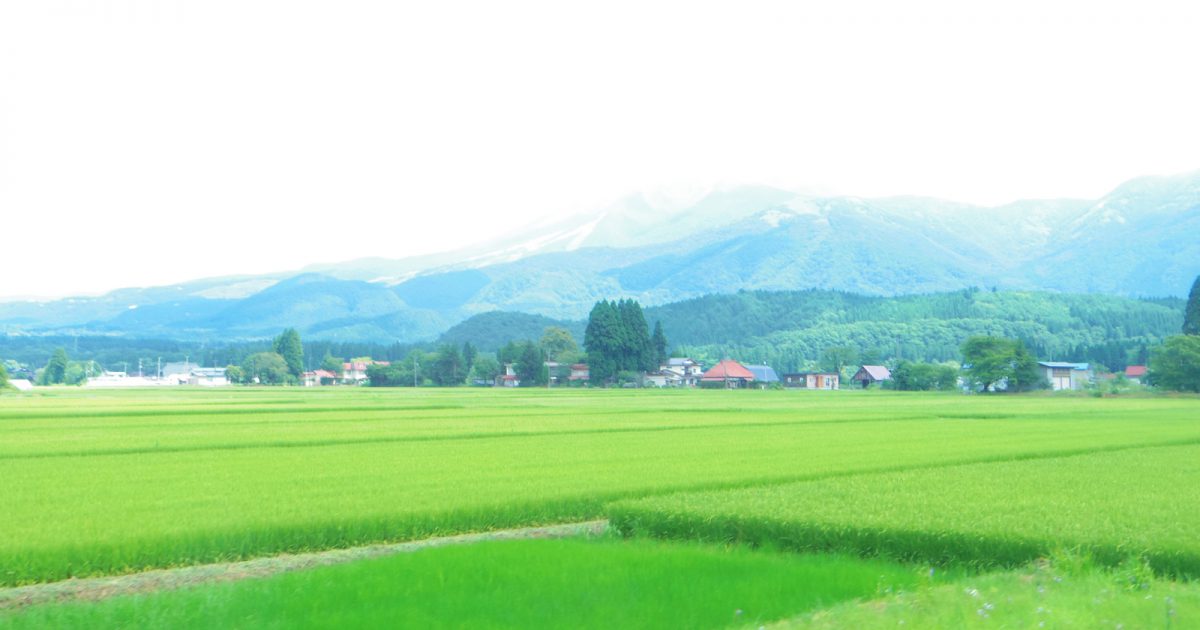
(745, 364), (780, 388)
(1038, 362), (1094, 391)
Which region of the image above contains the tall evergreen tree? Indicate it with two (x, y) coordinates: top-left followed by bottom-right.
(651, 320), (668, 368)
(584, 300), (620, 384)
(272, 329), (304, 378)
(516, 341), (548, 386)
(430, 344), (466, 386)
(617, 299), (654, 371)
(462, 342), (477, 374)
(1184, 274), (1200, 335)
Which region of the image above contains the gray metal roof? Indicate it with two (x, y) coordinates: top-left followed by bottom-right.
(745, 365), (780, 382)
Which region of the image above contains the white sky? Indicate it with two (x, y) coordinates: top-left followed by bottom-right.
(2, 0), (1198, 299)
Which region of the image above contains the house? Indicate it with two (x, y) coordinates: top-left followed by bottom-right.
(189, 367), (229, 387)
(1038, 362), (1094, 391)
(851, 365), (891, 388)
(700, 359), (756, 388)
(666, 358), (704, 377)
(660, 358), (703, 387)
(745, 364), (780, 389)
(342, 360), (388, 385)
(568, 363), (590, 382)
(783, 372), (840, 390)
(495, 363), (520, 387)
(1124, 365), (1147, 384)
(8, 379), (33, 392)
(643, 370), (675, 388)
(302, 369), (338, 387)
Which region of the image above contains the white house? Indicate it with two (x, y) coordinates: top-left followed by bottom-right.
(8, 379), (33, 392)
(1038, 362), (1094, 391)
(660, 358), (703, 387)
(342, 360), (388, 385)
(783, 372), (840, 390)
(189, 367), (230, 387)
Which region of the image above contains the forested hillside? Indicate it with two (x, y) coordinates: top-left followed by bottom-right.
(660, 290), (1182, 371)
(437, 311), (586, 352)
(440, 289), (1184, 372)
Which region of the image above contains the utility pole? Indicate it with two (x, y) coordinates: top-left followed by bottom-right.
(413, 356), (419, 388)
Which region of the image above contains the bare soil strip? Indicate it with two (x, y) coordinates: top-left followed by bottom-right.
(0, 520), (609, 611)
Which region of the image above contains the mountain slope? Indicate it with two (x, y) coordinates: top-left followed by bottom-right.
(2, 171), (1197, 343)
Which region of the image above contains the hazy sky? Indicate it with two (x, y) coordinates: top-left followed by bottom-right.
(2, 1), (1198, 298)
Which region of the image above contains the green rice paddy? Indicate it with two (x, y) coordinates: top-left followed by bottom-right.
(0, 538), (929, 629)
(611, 444), (1200, 575)
(1, 387), (1197, 627)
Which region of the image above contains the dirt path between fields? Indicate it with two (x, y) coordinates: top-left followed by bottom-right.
(0, 520), (609, 611)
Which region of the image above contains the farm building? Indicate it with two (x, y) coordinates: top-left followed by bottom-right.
(1038, 362), (1094, 391)
(745, 365), (780, 388)
(188, 367), (229, 387)
(782, 372), (840, 390)
(160, 362), (199, 379)
(8, 379), (33, 392)
(700, 360), (756, 388)
(84, 373), (158, 388)
(495, 363), (520, 387)
(851, 365), (891, 388)
(1124, 365), (1147, 384)
(643, 370), (679, 388)
(568, 363), (590, 382)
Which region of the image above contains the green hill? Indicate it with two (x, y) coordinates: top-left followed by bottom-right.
(440, 289), (1184, 372)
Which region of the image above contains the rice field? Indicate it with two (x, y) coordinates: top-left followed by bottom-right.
(610, 444), (1200, 575)
(0, 538), (932, 629)
(0, 387), (1197, 627)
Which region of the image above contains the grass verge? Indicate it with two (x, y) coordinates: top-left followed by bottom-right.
(777, 555), (1200, 629)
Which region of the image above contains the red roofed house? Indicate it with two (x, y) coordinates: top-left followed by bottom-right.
(302, 369), (339, 387)
(851, 365), (892, 388)
(1124, 365), (1147, 384)
(700, 359), (756, 388)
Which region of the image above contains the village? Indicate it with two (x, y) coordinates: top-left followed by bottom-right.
(47, 355), (1145, 392)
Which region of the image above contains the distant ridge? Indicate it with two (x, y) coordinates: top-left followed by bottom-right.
(1, 171), (1197, 343)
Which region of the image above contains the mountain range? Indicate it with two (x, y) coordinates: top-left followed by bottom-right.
(2, 171), (1197, 344)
